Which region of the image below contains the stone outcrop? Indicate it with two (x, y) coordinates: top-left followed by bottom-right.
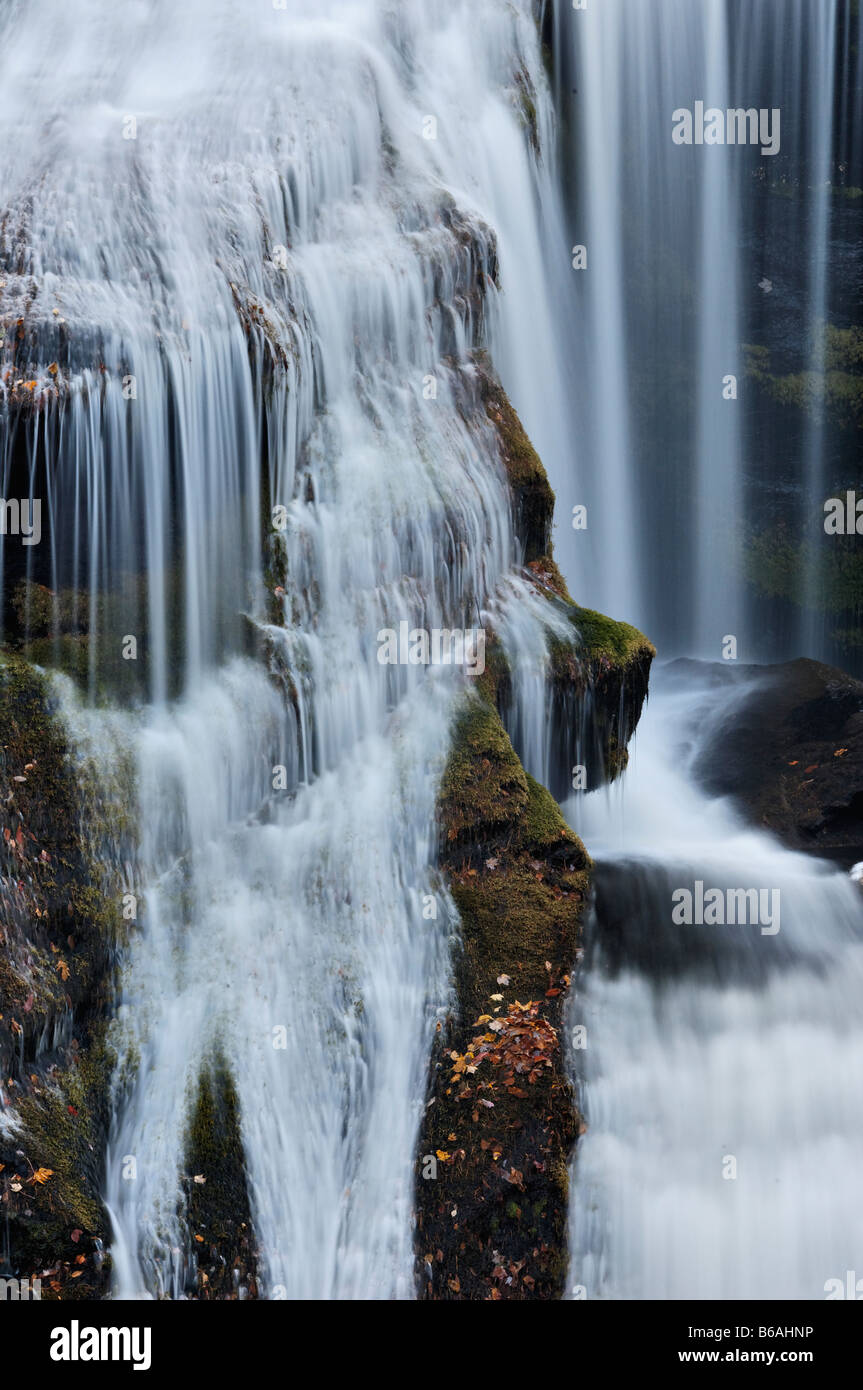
(684, 655), (863, 868)
(415, 379), (654, 1299)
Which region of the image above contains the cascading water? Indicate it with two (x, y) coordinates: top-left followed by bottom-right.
(1, 0), (860, 1309)
(565, 666), (863, 1299)
(547, 0), (862, 666)
(547, 0), (863, 1303)
(0, 0), (583, 1299)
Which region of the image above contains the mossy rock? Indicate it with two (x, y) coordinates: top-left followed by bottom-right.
(8, 1034), (113, 1297)
(561, 604), (655, 671)
(473, 354), (555, 564)
(183, 1061), (259, 1299)
(416, 692), (589, 1300)
(0, 653), (117, 1295)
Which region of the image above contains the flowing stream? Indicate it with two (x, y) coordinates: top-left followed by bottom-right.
(0, 0), (580, 1298)
(555, 0), (863, 1302)
(0, 0), (860, 1303)
(565, 666), (863, 1300)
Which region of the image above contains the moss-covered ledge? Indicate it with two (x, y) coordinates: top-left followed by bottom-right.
(473, 354), (555, 565)
(414, 692), (590, 1300)
(516, 568), (655, 798)
(467, 356), (655, 800)
(0, 654), (117, 1298)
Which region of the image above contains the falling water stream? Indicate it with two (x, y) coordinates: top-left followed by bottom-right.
(565, 667), (863, 1300)
(0, 0), (580, 1299)
(0, 0), (860, 1302)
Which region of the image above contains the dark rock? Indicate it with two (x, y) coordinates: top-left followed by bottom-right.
(682, 655), (863, 867)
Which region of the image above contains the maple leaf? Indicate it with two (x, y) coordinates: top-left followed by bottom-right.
(29, 1167), (53, 1185)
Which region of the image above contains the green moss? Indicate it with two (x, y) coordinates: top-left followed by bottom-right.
(474, 354), (555, 564)
(184, 1061), (258, 1298)
(9, 1034), (112, 1295)
(745, 525), (863, 652)
(0, 652), (120, 1292)
(9, 572), (192, 702)
(439, 694), (528, 843)
(743, 330), (863, 433)
(521, 773), (571, 852)
(526, 555), (572, 602)
(417, 690), (589, 1299)
(565, 605), (655, 668)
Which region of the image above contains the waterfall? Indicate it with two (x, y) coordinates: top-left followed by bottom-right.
(565, 666), (863, 1299)
(548, 0), (861, 665)
(1, 0), (860, 1306)
(549, 0), (863, 1303)
(0, 0), (580, 1297)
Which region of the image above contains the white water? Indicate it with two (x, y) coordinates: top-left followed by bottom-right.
(565, 666), (863, 1300)
(548, 0), (863, 1302)
(1, 0), (860, 1305)
(548, 0), (858, 661)
(0, 0), (581, 1298)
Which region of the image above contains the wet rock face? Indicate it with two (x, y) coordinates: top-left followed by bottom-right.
(415, 695), (590, 1301)
(0, 656), (115, 1297)
(683, 656), (863, 868)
